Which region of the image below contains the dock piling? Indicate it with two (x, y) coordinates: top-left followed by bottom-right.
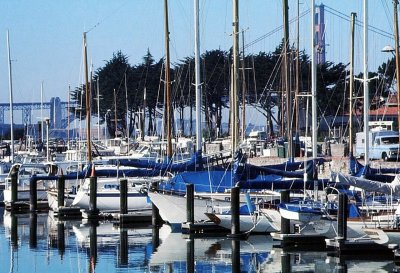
(337, 193), (348, 241)
(186, 184), (194, 224)
(10, 168), (18, 204)
(229, 186), (240, 237)
(120, 178), (128, 215)
(29, 175), (37, 212)
(57, 174), (65, 208)
(151, 182), (161, 227)
(280, 190), (290, 234)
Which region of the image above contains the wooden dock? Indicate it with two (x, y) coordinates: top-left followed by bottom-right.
(325, 238), (394, 256)
(181, 221), (229, 235)
(5, 201), (49, 212)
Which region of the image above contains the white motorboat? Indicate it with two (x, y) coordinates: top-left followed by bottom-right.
(71, 176), (156, 214)
(3, 162), (58, 204)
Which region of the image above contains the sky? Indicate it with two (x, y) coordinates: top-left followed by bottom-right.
(0, 0), (396, 108)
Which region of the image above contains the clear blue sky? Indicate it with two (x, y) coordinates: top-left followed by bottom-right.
(0, 0), (396, 106)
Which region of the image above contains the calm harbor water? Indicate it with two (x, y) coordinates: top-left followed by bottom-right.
(0, 207), (398, 273)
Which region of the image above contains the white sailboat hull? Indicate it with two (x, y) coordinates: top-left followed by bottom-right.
(46, 189), (75, 211)
(279, 207), (322, 222)
(72, 189), (152, 213)
(3, 188), (48, 203)
(148, 191), (231, 230)
(207, 209), (281, 233)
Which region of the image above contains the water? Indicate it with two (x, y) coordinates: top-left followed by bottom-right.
(0, 207), (398, 273)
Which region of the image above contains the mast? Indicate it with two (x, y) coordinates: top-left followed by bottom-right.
(96, 79), (100, 141)
(363, 0), (369, 166)
(283, 0), (292, 160)
(125, 73), (129, 152)
(232, 0), (240, 153)
(7, 30), (14, 163)
(114, 88), (117, 138)
(295, 0), (300, 134)
(194, 0), (202, 155)
(311, 0), (317, 161)
(241, 29), (246, 142)
(41, 81), (44, 142)
(393, 0), (400, 134)
(349, 13), (356, 157)
(164, 0), (173, 159)
(83, 32), (92, 163)
(68, 84), (71, 148)
(141, 87), (146, 141)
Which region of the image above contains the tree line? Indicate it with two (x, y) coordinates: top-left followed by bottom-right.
(70, 43), (394, 140)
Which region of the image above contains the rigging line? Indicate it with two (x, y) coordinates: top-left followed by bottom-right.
(245, 9), (310, 50)
(380, 0), (393, 33)
(85, 1), (130, 34)
(324, 6), (393, 39)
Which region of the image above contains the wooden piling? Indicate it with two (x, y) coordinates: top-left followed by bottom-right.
(29, 175), (37, 212)
(280, 190), (290, 234)
(57, 173), (65, 208)
(88, 166), (99, 217)
(10, 168), (18, 204)
(337, 193), (348, 241)
(120, 178), (128, 215)
(186, 184), (194, 224)
(151, 182), (161, 227)
(230, 186), (240, 236)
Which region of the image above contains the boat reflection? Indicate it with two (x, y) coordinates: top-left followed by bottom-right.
(150, 224), (274, 272)
(1, 208), (399, 273)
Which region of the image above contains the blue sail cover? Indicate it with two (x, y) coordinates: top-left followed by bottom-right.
(157, 169), (234, 193)
(237, 177), (332, 190)
(349, 156), (397, 182)
(233, 149), (326, 181)
(117, 151), (203, 173)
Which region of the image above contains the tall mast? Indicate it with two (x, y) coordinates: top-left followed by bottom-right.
(283, 0), (292, 160)
(97, 79), (100, 141)
(141, 87), (146, 141)
(194, 0), (202, 155)
(241, 29), (246, 142)
(125, 73), (129, 152)
(68, 84), (71, 148)
(164, 0), (173, 159)
(114, 88), (117, 137)
(393, 0), (400, 134)
(295, 0), (300, 134)
(83, 32), (92, 163)
(363, 0), (369, 166)
(7, 30), (14, 163)
(349, 13), (356, 157)
(232, 0), (240, 153)
(41, 81), (44, 142)
(311, 0), (317, 160)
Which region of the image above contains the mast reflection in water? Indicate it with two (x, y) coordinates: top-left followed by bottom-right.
(0, 208), (398, 272)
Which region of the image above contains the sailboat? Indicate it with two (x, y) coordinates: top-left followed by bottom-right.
(147, 0), (226, 229)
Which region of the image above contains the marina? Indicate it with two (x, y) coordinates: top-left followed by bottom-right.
(3, 0), (400, 272)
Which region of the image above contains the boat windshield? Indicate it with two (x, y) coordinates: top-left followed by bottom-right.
(380, 137), (399, 145)
(19, 166), (48, 176)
